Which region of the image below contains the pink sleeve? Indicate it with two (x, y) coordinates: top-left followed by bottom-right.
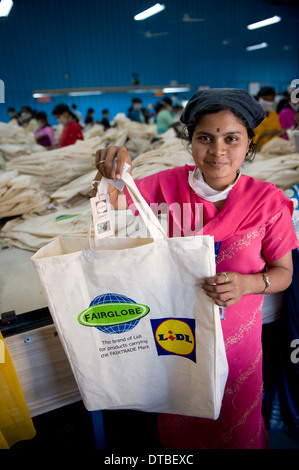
(279, 109), (288, 129)
(46, 127), (55, 146)
(262, 205), (299, 261)
(124, 173), (166, 214)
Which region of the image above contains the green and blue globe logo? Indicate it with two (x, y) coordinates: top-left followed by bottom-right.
(77, 293), (150, 335)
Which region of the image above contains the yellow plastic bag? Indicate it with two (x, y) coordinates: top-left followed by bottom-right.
(0, 332), (36, 449)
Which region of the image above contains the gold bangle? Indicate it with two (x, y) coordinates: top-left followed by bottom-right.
(108, 188), (118, 196)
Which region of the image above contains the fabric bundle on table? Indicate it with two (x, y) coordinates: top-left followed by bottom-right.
(5, 137), (102, 194)
(242, 135), (299, 190)
(0, 170), (50, 218)
(1, 201), (146, 252)
(51, 131), (192, 203)
(84, 113), (158, 158)
(242, 152), (299, 190)
(0, 122), (43, 162)
(1, 201), (92, 251)
(260, 136), (295, 158)
(50, 170), (95, 205)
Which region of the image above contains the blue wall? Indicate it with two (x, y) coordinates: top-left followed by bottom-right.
(0, 0), (298, 124)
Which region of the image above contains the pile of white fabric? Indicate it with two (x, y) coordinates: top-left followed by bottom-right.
(49, 129), (192, 204)
(242, 137), (299, 190)
(1, 201), (92, 251)
(5, 137), (102, 194)
(1, 201), (147, 252)
(0, 122), (43, 164)
(0, 170), (50, 218)
(84, 113), (158, 158)
(260, 136), (295, 157)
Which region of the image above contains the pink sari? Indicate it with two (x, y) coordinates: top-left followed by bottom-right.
(125, 165), (299, 449)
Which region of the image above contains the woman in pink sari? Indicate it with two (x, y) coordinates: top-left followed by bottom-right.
(94, 89), (299, 449)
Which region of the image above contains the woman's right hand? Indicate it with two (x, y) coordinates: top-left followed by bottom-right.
(95, 146), (132, 182)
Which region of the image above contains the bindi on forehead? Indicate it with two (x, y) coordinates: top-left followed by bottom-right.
(216, 128), (220, 133)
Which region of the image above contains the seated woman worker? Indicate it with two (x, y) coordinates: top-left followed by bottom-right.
(93, 88), (299, 450)
(52, 103), (84, 148)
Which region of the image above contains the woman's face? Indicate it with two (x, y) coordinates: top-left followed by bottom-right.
(55, 111), (69, 125)
(191, 110), (251, 190)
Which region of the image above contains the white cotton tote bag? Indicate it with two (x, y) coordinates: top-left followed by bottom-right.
(31, 172), (228, 419)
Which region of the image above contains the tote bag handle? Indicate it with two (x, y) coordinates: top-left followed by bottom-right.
(96, 173), (167, 240)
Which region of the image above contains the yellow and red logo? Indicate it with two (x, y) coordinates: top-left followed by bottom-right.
(151, 318), (196, 362)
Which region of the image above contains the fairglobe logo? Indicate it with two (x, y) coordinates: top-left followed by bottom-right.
(77, 293), (150, 334)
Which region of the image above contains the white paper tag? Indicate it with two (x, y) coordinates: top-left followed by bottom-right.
(90, 193), (114, 240)
(90, 160), (130, 242)
(108, 161), (131, 191)
(219, 307), (226, 320)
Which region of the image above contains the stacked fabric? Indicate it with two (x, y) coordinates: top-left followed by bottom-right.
(50, 131), (193, 204)
(5, 137), (102, 194)
(50, 171), (95, 206)
(0, 170), (50, 218)
(84, 113), (158, 158)
(242, 137), (299, 190)
(1, 201), (145, 251)
(1, 201), (92, 251)
(260, 136), (295, 157)
(0, 122), (43, 162)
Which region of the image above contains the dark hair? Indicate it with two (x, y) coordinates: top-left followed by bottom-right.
(21, 106), (33, 113)
(162, 97), (173, 106)
(155, 102), (164, 113)
(257, 86), (276, 99)
(35, 111), (50, 124)
(132, 98), (142, 103)
(52, 103), (78, 122)
(182, 104), (257, 161)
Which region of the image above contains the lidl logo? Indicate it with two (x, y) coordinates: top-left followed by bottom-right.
(96, 199), (108, 215)
(151, 318), (196, 362)
(77, 293), (150, 335)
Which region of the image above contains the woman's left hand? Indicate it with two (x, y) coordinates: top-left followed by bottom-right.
(199, 271), (246, 307)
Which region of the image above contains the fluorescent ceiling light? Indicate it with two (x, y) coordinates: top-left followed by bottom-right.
(0, 0), (13, 17)
(32, 84), (191, 97)
(247, 15), (281, 30)
(134, 3), (165, 21)
(163, 87), (190, 93)
(246, 42), (268, 51)
(33, 93), (48, 98)
(68, 91), (103, 96)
